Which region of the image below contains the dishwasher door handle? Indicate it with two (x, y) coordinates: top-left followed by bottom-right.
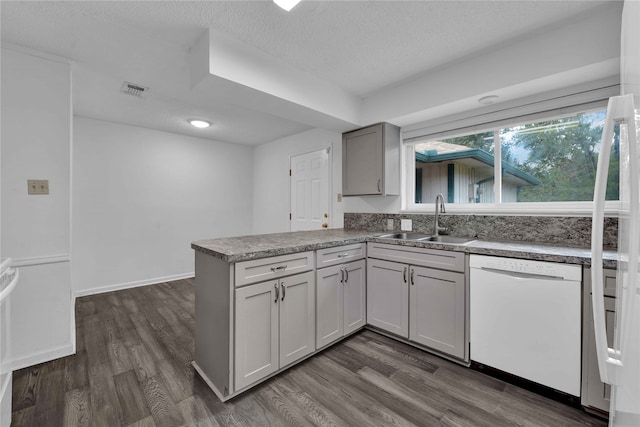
(478, 267), (564, 281)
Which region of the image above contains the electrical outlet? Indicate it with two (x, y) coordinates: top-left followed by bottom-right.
(387, 218), (394, 230)
(337, 193), (342, 202)
(27, 179), (49, 195)
(401, 219), (412, 231)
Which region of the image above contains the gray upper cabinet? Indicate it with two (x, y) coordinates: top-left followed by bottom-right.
(342, 123), (400, 196)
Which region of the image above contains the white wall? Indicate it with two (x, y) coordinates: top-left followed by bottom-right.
(363, 3), (622, 125)
(72, 117), (253, 296)
(191, 30), (361, 129)
(1, 46), (73, 370)
(621, 0), (640, 103)
(253, 128), (343, 234)
(343, 194), (402, 214)
(345, 4), (623, 216)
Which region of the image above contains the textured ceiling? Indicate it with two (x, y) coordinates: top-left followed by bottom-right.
(0, 0), (614, 145)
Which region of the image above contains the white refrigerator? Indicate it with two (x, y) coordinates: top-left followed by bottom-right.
(591, 1), (640, 426)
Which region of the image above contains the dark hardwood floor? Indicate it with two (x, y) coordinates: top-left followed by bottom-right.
(12, 278), (606, 426)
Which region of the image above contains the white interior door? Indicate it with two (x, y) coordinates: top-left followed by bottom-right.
(290, 148), (330, 231)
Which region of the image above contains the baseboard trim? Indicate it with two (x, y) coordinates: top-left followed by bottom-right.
(0, 373), (11, 403)
(0, 373), (11, 427)
(470, 360), (581, 408)
(12, 254), (70, 268)
(2, 343), (74, 373)
(73, 272), (194, 298)
(364, 325), (470, 367)
(192, 362), (229, 402)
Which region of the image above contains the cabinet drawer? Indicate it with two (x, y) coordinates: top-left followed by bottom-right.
(584, 267), (617, 298)
(367, 242), (464, 272)
(235, 251), (314, 287)
(316, 243), (366, 269)
(603, 269), (616, 297)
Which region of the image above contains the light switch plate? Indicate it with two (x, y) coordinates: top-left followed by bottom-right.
(400, 219), (412, 231)
(27, 179), (49, 195)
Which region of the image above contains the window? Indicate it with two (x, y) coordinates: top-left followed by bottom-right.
(414, 131), (495, 204)
(405, 107), (620, 214)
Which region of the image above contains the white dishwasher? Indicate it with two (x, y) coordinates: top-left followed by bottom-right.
(469, 254), (581, 397)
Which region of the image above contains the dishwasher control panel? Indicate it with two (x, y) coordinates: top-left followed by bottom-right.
(469, 255), (581, 281)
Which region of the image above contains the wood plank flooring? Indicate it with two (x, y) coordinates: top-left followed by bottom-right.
(12, 278), (606, 426)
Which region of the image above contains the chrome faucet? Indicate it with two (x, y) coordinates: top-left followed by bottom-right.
(434, 193), (448, 237)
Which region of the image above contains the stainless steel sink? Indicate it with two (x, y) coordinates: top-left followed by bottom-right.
(419, 235), (475, 244)
(376, 232), (431, 240)
(376, 233), (475, 245)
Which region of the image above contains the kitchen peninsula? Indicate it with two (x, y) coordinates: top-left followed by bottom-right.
(191, 229), (616, 401)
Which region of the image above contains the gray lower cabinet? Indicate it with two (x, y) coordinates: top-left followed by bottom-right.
(367, 258), (409, 338)
(234, 280), (279, 390)
(582, 267), (617, 414)
(194, 248), (317, 401)
(367, 242), (467, 360)
(235, 271), (316, 391)
(409, 265), (465, 359)
(316, 259), (366, 349)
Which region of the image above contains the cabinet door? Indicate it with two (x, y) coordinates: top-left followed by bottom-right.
(367, 259), (409, 338)
(583, 295), (616, 412)
(279, 271), (316, 368)
(316, 265), (344, 349)
(235, 281), (279, 391)
(409, 266), (465, 359)
(342, 124), (383, 195)
(344, 259), (366, 335)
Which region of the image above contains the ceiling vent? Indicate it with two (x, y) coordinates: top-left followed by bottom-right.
(120, 81), (149, 98)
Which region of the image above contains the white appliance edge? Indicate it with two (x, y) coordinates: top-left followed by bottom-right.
(590, 2), (640, 425)
(0, 260), (20, 427)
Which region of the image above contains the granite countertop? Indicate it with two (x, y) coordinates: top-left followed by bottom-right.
(463, 239), (617, 267)
(192, 229), (618, 268)
(191, 229), (372, 263)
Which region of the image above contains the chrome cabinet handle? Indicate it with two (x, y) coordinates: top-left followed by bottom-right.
(410, 269), (415, 286)
(274, 283), (279, 303)
(340, 268), (344, 284)
(344, 268), (349, 283)
(337, 253), (350, 259)
(281, 283), (286, 301)
(403, 267), (407, 283)
(271, 265), (287, 272)
(377, 178), (381, 193)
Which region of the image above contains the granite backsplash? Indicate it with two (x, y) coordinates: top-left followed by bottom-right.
(344, 213), (618, 250)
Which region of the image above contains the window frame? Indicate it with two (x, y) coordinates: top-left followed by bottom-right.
(401, 102), (622, 217)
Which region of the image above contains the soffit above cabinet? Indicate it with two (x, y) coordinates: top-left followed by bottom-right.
(1, 1), (620, 145)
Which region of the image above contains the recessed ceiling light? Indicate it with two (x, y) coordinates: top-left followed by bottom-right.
(188, 119), (211, 129)
(478, 95), (499, 105)
(274, 0), (301, 11)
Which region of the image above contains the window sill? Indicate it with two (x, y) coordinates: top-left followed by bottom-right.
(402, 201), (622, 217)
